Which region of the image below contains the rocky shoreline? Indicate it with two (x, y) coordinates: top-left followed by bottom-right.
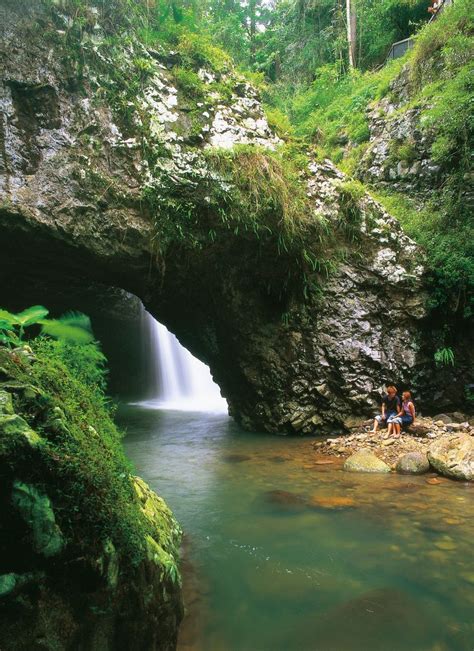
(312, 412), (474, 481)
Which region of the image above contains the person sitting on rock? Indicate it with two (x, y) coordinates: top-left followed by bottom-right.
(387, 391), (416, 437)
(370, 385), (401, 434)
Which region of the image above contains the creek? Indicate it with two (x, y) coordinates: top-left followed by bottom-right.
(118, 316), (474, 651)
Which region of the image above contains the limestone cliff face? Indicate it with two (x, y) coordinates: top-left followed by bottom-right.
(0, 0), (432, 433)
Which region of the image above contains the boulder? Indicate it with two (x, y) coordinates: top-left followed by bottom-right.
(406, 423), (431, 437)
(451, 411), (469, 423)
(432, 414), (452, 424)
(344, 449), (390, 473)
(428, 433), (474, 481)
(396, 452), (430, 475)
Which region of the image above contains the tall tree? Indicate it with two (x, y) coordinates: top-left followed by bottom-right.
(346, 0), (357, 67)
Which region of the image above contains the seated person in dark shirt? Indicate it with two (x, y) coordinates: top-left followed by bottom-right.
(370, 385), (401, 434)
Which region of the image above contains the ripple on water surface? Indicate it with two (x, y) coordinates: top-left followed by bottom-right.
(118, 404), (474, 651)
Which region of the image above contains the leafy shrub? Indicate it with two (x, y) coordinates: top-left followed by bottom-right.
(0, 306), (94, 347)
(178, 32), (231, 73)
(263, 106), (294, 139)
(172, 67), (205, 98)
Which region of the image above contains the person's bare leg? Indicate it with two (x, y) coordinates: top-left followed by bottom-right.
(393, 423), (401, 437)
(370, 418), (381, 434)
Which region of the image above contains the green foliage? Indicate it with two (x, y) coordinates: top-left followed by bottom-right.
(336, 180), (366, 241)
(285, 60), (404, 151)
(410, 0), (473, 90)
(172, 67), (205, 98)
(395, 141), (418, 164)
(33, 337), (109, 398)
(0, 306), (94, 347)
(373, 191), (474, 317)
(264, 106), (294, 139)
(177, 31), (231, 73)
(434, 347), (455, 367)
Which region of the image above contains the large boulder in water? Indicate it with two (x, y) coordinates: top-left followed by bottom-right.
(344, 449), (390, 473)
(396, 451), (430, 475)
(428, 433), (474, 481)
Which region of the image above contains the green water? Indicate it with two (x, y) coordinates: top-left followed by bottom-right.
(119, 405), (474, 651)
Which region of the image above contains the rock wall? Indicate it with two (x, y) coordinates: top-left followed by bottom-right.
(0, 0), (439, 434)
(357, 68), (441, 192)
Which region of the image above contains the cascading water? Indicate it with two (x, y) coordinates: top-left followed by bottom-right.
(139, 311), (227, 412)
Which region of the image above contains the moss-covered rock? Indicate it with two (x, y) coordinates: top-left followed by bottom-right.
(343, 449), (391, 473)
(11, 480), (64, 557)
(396, 451), (430, 475)
(0, 347), (183, 650)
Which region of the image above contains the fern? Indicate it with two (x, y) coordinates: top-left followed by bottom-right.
(0, 306), (94, 347)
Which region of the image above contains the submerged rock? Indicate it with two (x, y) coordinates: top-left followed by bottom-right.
(307, 587), (434, 651)
(396, 452), (430, 475)
(428, 433), (474, 481)
(309, 495), (356, 509)
(263, 489), (306, 510)
(344, 449), (390, 473)
(222, 453), (252, 463)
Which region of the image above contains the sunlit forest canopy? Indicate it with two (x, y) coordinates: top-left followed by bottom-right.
(65, 0), (433, 75)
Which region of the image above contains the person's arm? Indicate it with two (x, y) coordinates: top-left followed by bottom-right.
(381, 400), (386, 418)
(409, 402), (416, 421)
(396, 397), (403, 416)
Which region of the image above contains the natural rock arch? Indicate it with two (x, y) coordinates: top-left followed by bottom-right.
(0, 0), (433, 433)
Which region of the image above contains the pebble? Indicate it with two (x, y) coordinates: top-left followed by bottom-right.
(434, 540), (457, 551)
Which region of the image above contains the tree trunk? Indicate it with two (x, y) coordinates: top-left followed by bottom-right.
(249, 0), (257, 63)
(346, 0), (357, 68)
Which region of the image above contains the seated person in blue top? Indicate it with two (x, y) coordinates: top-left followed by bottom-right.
(387, 391), (416, 437)
(370, 385), (401, 434)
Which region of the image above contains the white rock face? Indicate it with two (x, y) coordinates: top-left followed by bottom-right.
(208, 89), (281, 150)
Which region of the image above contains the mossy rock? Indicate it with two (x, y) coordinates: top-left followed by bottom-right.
(11, 480), (64, 557)
(344, 449), (390, 473)
(0, 413), (43, 448)
(0, 389), (14, 415)
(396, 451), (430, 475)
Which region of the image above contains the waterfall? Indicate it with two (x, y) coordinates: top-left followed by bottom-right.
(139, 312), (227, 412)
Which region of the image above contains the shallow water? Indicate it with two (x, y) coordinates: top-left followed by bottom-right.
(119, 405), (474, 651)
